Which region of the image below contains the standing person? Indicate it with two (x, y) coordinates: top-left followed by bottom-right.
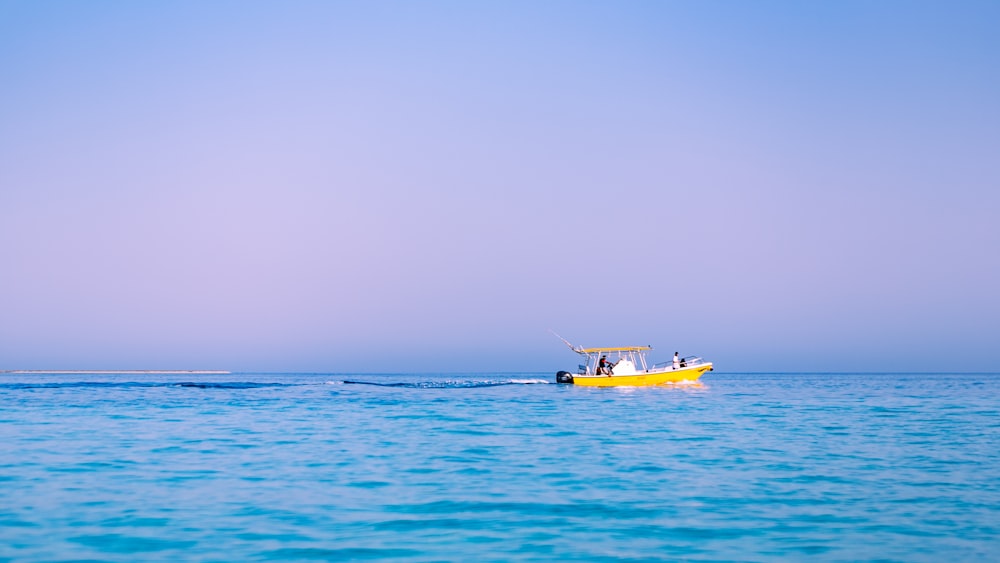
(673, 352), (680, 370)
(598, 355), (610, 375)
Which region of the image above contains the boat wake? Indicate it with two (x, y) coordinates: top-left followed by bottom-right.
(341, 378), (550, 389)
(174, 382), (295, 389)
(1, 378), (552, 391)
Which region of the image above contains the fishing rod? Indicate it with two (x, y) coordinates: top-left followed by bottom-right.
(548, 330), (583, 354)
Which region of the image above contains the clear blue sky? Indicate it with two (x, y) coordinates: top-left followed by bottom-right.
(2, 1), (998, 372)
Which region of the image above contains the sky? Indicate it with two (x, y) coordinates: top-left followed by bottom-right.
(1, 1), (998, 373)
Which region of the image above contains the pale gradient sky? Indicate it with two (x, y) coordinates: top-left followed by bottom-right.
(2, 1), (998, 372)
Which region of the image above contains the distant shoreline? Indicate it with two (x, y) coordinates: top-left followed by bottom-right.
(1, 370), (231, 375)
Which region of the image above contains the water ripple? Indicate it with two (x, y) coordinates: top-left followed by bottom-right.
(0, 372), (997, 561)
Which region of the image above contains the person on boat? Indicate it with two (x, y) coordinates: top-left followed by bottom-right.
(598, 355), (612, 375)
(673, 352), (680, 370)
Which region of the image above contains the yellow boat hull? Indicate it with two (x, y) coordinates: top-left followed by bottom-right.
(569, 363), (713, 387)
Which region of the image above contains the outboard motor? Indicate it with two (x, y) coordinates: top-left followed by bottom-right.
(555, 371), (574, 384)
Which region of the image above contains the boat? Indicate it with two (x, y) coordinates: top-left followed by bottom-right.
(552, 334), (712, 386)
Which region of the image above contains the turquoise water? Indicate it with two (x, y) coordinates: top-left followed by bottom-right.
(1, 372), (998, 561)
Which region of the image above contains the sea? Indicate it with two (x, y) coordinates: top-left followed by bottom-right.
(1, 371), (998, 562)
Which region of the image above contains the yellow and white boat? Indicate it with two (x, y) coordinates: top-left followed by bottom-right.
(553, 334), (712, 387)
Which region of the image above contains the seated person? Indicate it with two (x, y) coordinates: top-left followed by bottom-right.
(597, 355), (613, 375)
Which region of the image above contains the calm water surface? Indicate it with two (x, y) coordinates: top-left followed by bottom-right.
(1, 372), (998, 561)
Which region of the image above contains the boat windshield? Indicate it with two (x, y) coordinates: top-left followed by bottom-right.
(579, 348), (649, 374)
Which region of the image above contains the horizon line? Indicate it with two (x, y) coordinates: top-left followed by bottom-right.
(1, 370), (232, 375)
(4, 370), (999, 376)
